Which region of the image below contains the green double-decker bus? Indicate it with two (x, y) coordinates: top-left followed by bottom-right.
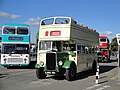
(35, 16), (99, 81)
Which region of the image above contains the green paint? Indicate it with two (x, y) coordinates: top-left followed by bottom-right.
(62, 60), (72, 69)
(70, 52), (76, 57)
(35, 64), (40, 68)
(57, 52), (69, 62)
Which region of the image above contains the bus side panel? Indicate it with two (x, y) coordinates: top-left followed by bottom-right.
(77, 53), (87, 72)
(2, 35), (30, 43)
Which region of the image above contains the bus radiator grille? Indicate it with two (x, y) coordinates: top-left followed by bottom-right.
(8, 58), (23, 63)
(46, 53), (56, 70)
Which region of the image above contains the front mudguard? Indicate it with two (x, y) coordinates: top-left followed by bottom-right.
(35, 64), (47, 72)
(35, 64), (40, 68)
(62, 60), (73, 69)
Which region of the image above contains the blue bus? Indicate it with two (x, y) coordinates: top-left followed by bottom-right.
(1, 24), (30, 67)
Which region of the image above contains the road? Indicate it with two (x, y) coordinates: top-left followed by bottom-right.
(0, 58), (120, 90)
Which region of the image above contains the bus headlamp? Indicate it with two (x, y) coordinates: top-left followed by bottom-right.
(24, 58), (27, 63)
(58, 61), (63, 66)
(40, 61), (44, 66)
(4, 58), (7, 61)
(4, 58), (7, 63)
(24, 58), (27, 61)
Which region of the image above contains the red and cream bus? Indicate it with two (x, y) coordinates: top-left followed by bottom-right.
(98, 36), (110, 62)
(35, 16), (99, 81)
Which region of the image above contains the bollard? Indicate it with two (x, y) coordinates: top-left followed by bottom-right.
(96, 63), (99, 84)
(97, 65), (100, 79)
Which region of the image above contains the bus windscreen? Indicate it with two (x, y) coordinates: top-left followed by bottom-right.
(3, 27), (15, 34)
(2, 44), (29, 54)
(55, 18), (70, 24)
(100, 38), (106, 42)
(17, 27), (28, 35)
(41, 18), (54, 25)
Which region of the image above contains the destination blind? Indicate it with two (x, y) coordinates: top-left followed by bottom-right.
(8, 36), (23, 40)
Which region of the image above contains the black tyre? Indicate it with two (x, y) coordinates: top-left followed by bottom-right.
(36, 68), (46, 79)
(29, 61), (36, 69)
(65, 63), (76, 81)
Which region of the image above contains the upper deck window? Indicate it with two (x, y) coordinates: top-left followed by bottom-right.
(41, 18), (54, 25)
(55, 18), (70, 24)
(17, 27), (28, 35)
(3, 27), (15, 34)
(100, 38), (106, 42)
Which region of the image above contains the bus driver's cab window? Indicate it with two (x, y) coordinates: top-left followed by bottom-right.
(52, 41), (62, 52)
(69, 44), (76, 51)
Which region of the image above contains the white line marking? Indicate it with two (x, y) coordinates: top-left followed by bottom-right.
(111, 75), (118, 80)
(96, 85), (110, 90)
(83, 84), (110, 90)
(85, 84), (102, 90)
(117, 83), (120, 85)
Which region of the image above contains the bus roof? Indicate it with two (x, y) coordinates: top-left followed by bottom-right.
(39, 16), (99, 43)
(41, 16), (71, 20)
(3, 24), (29, 27)
(99, 36), (107, 38)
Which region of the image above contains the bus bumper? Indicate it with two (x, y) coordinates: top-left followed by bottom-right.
(0, 64), (29, 67)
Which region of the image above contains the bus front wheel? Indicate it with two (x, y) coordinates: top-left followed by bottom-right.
(65, 63), (76, 81)
(36, 68), (46, 79)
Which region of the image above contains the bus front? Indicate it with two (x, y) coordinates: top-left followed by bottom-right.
(1, 24), (30, 67)
(35, 17), (77, 80)
(98, 36), (110, 62)
(99, 36), (109, 49)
